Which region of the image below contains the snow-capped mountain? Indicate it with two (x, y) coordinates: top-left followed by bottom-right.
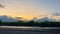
(0, 15), (19, 22)
(0, 15), (58, 22)
(32, 17), (57, 22)
(37, 17), (49, 22)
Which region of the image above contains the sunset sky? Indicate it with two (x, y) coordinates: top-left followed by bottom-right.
(0, 0), (60, 20)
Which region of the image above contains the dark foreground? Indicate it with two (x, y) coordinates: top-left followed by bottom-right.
(0, 28), (60, 34)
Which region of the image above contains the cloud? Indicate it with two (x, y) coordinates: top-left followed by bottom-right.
(53, 13), (60, 16)
(15, 17), (23, 19)
(0, 4), (5, 8)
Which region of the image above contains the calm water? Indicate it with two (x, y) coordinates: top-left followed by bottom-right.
(0, 26), (60, 29)
(0, 26), (60, 34)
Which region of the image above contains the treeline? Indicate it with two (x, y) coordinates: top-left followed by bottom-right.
(0, 20), (60, 27)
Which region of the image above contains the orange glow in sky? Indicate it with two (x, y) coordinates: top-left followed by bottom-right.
(0, 0), (60, 20)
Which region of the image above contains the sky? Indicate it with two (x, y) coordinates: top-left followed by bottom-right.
(0, 0), (60, 20)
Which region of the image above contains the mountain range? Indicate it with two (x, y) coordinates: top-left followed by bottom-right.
(32, 17), (57, 22)
(0, 15), (58, 22)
